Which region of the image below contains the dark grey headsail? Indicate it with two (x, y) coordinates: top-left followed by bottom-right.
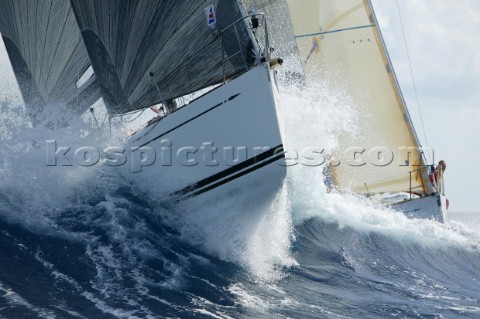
(69, 0), (255, 115)
(0, 0), (101, 123)
(244, 0), (299, 62)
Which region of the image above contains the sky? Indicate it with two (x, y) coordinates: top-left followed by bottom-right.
(371, 0), (480, 212)
(0, 0), (479, 212)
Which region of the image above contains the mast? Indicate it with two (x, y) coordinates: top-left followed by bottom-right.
(362, 0), (433, 192)
(363, 0), (426, 162)
(261, 0), (434, 194)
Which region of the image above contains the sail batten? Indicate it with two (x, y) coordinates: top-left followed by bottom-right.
(294, 24), (374, 38)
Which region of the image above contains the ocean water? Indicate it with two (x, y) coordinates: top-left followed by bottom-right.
(1, 88), (480, 319)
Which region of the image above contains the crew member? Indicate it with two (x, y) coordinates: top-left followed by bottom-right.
(429, 160), (444, 189)
(429, 160), (449, 209)
(323, 166), (334, 193)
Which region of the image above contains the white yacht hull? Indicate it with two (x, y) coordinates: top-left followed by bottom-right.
(390, 194), (447, 223)
(124, 64), (286, 205)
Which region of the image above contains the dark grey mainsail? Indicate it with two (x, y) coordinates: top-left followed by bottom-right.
(0, 0), (101, 123)
(70, 0), (255, 115)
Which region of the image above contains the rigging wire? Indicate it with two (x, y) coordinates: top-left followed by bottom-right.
(117, 107), (148, 123)
(395, 0), (432, 164)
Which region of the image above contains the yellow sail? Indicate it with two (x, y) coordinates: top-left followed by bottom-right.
(279, 0), (432, 194)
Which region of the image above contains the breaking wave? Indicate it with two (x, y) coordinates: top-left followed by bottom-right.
(0, 85), (479, 318)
